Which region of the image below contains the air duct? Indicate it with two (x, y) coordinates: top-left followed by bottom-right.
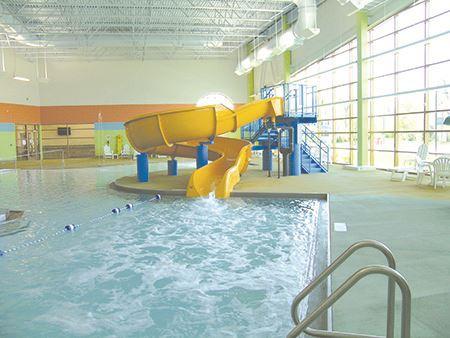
(235, 0), (320, 75)
(292, 0), (320, 40)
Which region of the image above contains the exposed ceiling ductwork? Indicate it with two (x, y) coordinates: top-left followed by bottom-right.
(235, 0), (320, 75)
(0, 0), (294, 61)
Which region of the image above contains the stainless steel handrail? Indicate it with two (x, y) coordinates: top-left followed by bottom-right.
(291, 240), (396, 338)
(287, 265), (411, 338)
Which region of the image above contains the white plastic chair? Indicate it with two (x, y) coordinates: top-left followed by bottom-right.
(432, 157), (450, 189)
(412, 144), (431, 185)
(121, 144), (132, 158)
(390, 144), (430, 183)
(103, 144), (114, 159)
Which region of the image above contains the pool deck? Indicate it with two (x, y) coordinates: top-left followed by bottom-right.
(114, 159), (450, 337)
(113, 161), (450, 200)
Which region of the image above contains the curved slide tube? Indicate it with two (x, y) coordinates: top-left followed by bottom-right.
(124, 98), (284, 198)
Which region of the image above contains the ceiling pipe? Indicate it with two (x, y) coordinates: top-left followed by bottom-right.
(235, 0), (320, 75)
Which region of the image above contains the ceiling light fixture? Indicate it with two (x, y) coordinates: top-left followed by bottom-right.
(13, 75), (30, 82)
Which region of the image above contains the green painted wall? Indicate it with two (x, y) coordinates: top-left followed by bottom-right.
(282, 15), (292, 83)
(0, 132), (17, 160)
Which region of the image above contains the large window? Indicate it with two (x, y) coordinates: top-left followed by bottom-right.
(368, 0), (450, 168)
(291, 0), (450, 167)
(292, 40), (358, 165)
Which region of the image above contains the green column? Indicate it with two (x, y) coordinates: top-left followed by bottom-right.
(247, 44), (255, 102)
(282, 15), (291, 83)
(356, 12), (369, 167)
(38, 125), (43, 160)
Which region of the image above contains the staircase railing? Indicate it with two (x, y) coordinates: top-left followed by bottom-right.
(301, 142), (313, 173)
(302, 125), (329, 171)
(288, 240), (411, 338)
(241, 118), (263, 141)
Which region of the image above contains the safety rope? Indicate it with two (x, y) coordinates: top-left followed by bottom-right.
(0, 194), (161, 257)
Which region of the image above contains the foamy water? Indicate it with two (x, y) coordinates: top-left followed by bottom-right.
(0, 165), (320, 337)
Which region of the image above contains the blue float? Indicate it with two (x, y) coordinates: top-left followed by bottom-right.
(137, 152), (149, 182)
(64, 224), (78, 232)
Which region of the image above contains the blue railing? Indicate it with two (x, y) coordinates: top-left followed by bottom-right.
(302, 125), (329, 171)
(301, 142), (313, 173)
(261, 83), (317, 118)
(241, 82), (318, 141)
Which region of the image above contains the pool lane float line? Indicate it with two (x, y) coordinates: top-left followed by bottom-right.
(124, 98), (284, 199)
(0, 194), (161, 257)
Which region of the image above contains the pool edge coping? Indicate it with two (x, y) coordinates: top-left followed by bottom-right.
(110, 181), (328, 201)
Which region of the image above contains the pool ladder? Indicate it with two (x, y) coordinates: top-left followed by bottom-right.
(288, 240), (411, 338)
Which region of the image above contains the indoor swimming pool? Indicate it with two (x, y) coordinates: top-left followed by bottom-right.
(0, 165), (327, 337)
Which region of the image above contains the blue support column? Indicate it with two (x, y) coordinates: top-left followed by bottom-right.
(262, 146), (273, 171)
(196, 144), (208, 169)
(167, 159), (178, 176)
(137, 153), (149, 182)
(289, 122), (301, 176)
(290, 144), (301, 176)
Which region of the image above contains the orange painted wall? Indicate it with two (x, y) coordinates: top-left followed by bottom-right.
(0, 102), (244, 125)
(0, 103), (41, 124)
(40, 104), (194, 124)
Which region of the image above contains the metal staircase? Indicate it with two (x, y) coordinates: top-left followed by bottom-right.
(241, 82), (329, 174)
(301, 125), (329, 174)
(288, 240), (411, 338)
(242, 122), (329, 174)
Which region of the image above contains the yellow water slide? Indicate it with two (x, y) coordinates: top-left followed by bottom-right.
(124, 98), (284, 198)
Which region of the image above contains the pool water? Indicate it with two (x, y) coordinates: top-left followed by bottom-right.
(0, 165), (321, 337)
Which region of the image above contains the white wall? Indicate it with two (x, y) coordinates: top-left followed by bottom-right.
(0, 50), (41, 105)
(254, 54), (285, 94)
(39, 58), (247, 106)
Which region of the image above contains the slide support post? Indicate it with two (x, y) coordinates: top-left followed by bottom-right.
(262, 146), (273, 171)
(290, 144), (301, 176)
(196, 144), (208, 169)
(137, 153), (149, 182)
(289, 122), (301, 176)
(167, 159), (178, 176)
